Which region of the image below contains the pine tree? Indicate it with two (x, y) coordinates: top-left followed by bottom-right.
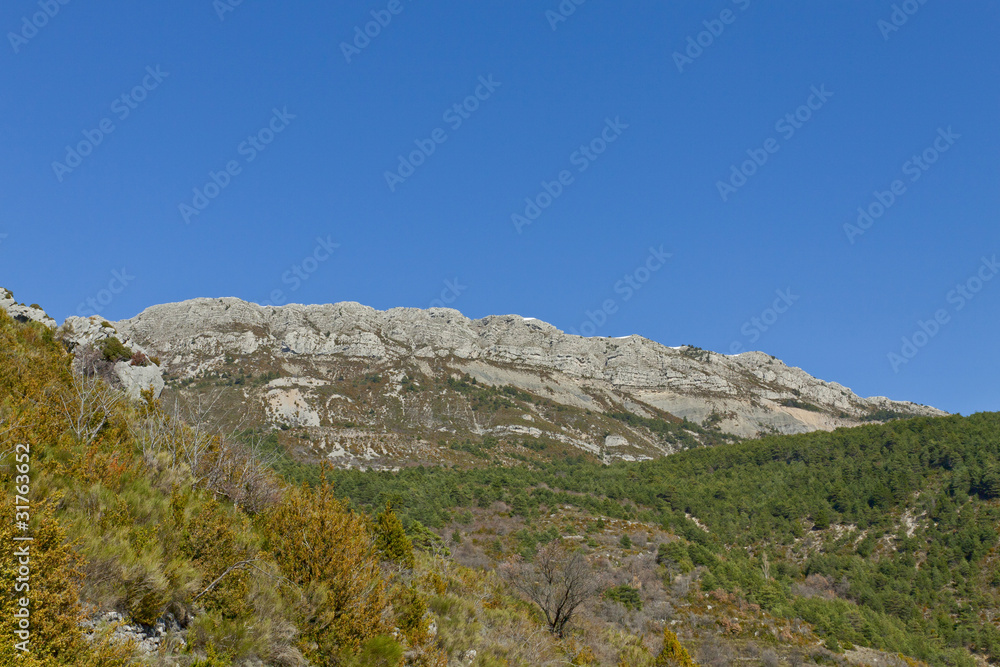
(264, 480), (390, 658)
(654, 627), (698, 667)
(374, 502), (415, 569)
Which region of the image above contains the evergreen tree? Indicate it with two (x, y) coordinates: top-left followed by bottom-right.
(655, 627), (698, 666)
(374, 502), (415, 569)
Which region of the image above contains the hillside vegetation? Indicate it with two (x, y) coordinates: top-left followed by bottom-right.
(1, 304), (998, 666)
(330, 414), (1000, 665)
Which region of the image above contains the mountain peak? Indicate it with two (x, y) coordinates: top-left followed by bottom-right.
(105, 295), (945, 469)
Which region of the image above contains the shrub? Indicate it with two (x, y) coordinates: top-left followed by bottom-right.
(129, 351), (150, 367)
(99, 336), (132, 362)
(0, 504), (134, 665)
(656, 542), (694, 573)
(407, 520), (449, 555)
(263, 480), (390, 658)
(812, 507), (831, 531)
(602, 584), (643, 611)
(348, 635), (403, 667)
(392, 585), (429, 644)
(654, 627), (697, 666)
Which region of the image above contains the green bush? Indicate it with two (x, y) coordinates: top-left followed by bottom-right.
(374, 503), (415, 569)
(99, 336), (132, 362)
(656, 542), (694, 573)
(602, 585), (642, 611)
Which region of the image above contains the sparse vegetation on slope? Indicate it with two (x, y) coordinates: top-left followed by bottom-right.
(329, 413), (1000, 665)
(2, 299), (994, 666)
(0, 305), (716, 666)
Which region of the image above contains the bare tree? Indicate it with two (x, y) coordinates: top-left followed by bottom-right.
(131, 395), (280, 513)
(72, 343), (120, 386)
(697, 635), (734, 667)
(129, 408), (175, 464)
(500, 542), (598, 638)
(0, 412), (23, 462)
(203, 430), (280, 513)
(56, 374), (121, 446)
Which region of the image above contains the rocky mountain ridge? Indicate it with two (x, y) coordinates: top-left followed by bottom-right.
(104, 296), (944, 468)
(1, 287), (945, 467)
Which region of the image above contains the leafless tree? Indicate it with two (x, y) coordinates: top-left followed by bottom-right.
(203, 429), (280, 513)
(129, 408), (175, 464)
(132, 395), (279, 513)
(0, 412), (23, 462)
(500, 542), (598, 638)
(56, 374), (122, 446)
(72, 344), (120, 386)
(174, 392), (223, 479)
(697, 635), (734, 667)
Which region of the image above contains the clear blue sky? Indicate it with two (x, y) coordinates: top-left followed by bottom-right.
(1, 2), (997, 416)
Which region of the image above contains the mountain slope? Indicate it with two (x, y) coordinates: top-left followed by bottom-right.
(113, 297), (944, 468)
(330, 412), (1000, 666)
(1, 288), (991, 666)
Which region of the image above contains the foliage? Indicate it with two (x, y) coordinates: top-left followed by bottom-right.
(347, 635), (403, 666)
(98, 336), (132, 362)
(654, 627), (698, 666)
(129, 350), (150, 367)
(262, 479), (390, 659)
(0, 503), (132, 666)
(374, 502), (415, 569)
(607, 410), (735, 449)
(329, 412), (1000, 665)
(656, 542), (694, 573)
(4, 304), (1000, 666)
(602, 585), (642, 611)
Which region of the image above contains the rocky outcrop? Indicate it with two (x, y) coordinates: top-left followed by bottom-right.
(3, 286), (944, 466)
(113, 361), (165, 401)
(114, 297), (944, 444)
(60, 316), (165, 400)
(80, 611), (184, 656)
(0, 288), (164, 402)
(0, 287), (57, 328)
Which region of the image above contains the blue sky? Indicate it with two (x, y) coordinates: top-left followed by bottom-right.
(1, 1), (997, 416)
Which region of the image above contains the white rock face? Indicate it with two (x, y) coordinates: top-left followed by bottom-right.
(264, 383), (322, 427)
(113, 361), (166, 401)
(1, 290), (166, 400)
(0, 288), (57, 328)
(61, 315), (165, 400)
(113, 297), (946, 440)
(605, 435), (630, 448)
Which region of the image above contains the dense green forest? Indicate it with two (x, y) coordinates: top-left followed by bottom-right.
(328, 413), (1000, 665)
